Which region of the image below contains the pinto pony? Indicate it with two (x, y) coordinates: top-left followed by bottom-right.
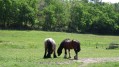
(57, 39), (81, 60)
(43, 38), (57, 58)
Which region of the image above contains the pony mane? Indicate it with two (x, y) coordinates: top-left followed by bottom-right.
(58, 41), (64, 52)
(57, 39), (68, 56)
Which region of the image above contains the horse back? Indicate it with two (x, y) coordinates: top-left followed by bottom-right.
(63, 40), (74, 49)
(64, 45), (73, 49)
(64, 40), (81, 51)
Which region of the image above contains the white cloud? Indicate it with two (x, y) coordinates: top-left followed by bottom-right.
(102, 0), (119, 3)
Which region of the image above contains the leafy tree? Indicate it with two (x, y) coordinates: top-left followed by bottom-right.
(0, 0), (119, 34)
(42, 0), (70, 31)
(68, 2), (83, 32)
(0, 0), (12, 28)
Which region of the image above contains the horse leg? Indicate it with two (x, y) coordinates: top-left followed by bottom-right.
(68, 49), (71, 58)
(74, 49), (78, 60)
(47, 53), (51, 58)
(53, 50), (57, 58)
(44, 48), (47, 58)
(64, 49), (67, 58)
(47, 49), (51, 58)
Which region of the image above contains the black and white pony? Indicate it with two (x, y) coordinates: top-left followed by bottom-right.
(43, 38), (57, 58)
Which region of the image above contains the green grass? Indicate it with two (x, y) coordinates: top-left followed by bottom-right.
(0, 30), (119, 67)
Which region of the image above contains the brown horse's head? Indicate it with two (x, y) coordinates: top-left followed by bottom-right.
(57, 39), (70, 56)
(57, 47), (62, 56)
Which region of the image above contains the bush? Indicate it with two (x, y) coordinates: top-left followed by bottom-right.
(106, 42), (119, 49)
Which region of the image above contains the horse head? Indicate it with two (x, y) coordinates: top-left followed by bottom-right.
(57, 47), (62, 56)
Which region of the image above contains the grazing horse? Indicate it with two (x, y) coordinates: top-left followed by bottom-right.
(57, 39), (81, 60)
(43, 38), (57, 58)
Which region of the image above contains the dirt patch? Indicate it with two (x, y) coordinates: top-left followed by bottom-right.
(77, 57), (119, 67)
(39, 60), (75, 65)
(39, 57), (119, 66)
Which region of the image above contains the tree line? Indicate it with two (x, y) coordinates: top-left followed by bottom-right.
(0, 0), (119, 34)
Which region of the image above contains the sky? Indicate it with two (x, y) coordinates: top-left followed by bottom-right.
(102, 0), (119, 3)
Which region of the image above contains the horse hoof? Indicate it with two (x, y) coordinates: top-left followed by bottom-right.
(47, 57), (51, 58)
(74, 56), (78, 60)
(46, 54), (51, 58)
(64, 57), (67, 59)
(54, 56), (57, 58)
(43, 56), (47, 59)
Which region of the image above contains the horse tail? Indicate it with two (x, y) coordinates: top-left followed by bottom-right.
(47, 40), (53, 54)
(77, 42), (81, 52)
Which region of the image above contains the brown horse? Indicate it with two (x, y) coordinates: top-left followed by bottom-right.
(43, 38), (57, 58)
(57, 39), (81, 60)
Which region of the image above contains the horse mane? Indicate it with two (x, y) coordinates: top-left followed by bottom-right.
(57, 41), (64, 52)
(59, 38), (70, 49)
(57, 39), (70, 56)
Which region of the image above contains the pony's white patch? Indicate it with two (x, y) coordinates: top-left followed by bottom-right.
(44, 38), (56, 45)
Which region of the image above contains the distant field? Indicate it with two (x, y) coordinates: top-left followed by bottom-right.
(0, 30), (119, 67)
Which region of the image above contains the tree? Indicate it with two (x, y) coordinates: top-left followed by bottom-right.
(68, 2), (90, 33)
(42, 0), (70, 31)
(0, 0), (38, 29)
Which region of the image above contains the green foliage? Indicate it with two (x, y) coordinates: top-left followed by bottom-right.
(0, 0), (119, 34)
(0, 0), (38, 29)
(41, 0), (70, 31)
(69, 2), (83, 32)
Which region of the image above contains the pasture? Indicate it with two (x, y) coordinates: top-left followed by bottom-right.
(0, 30), (119, 67)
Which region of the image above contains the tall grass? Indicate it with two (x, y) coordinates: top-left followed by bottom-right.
(0, 30), (119, 67)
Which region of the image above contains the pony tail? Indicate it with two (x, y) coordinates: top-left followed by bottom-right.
(77, 42), (81, 52)
(47, 40), (53, 54)
(72, 40), (81, 52)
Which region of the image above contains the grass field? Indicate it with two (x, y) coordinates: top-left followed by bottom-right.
(0, 30), (119, 67)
